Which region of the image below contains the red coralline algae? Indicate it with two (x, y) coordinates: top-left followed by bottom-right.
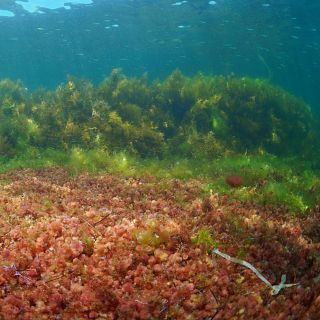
(0, 168), (319, 320)
(225, 175), (243, 188)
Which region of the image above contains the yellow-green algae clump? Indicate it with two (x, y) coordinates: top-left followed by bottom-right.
(0, 70), (317, 159)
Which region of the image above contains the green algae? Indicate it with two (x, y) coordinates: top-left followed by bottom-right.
(0, 70), (319, 214)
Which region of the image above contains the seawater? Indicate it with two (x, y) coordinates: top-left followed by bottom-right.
(0, 0), (319, 111)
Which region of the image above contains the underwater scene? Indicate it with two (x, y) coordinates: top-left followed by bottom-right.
(0, 0), (320, 319)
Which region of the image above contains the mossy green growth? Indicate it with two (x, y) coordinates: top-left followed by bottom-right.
(42, 197), (53, 211)
(82, 235), (95, 257)
(134, 229), (167, 247)
(133, 219), (171, 248)
(67, 147), (128, 175)
(191, 228), (218, 252)
(261, 182), (307, 213)
(203, 154), (318, 214)
(0, 148), (319, 214)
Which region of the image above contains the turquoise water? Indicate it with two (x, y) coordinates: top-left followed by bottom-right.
(0, 0), (319, 110)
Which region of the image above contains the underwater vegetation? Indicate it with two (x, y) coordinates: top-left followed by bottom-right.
(0, 71), (320, 318)
(0, 69), (318, 159)
(0, 169), (319, 319)
(0, 70), (319, 215)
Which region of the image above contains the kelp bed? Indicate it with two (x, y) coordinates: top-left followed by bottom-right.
(0, 168), (319, 319)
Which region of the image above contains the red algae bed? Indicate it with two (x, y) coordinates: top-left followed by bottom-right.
(0, 168), (319, 320)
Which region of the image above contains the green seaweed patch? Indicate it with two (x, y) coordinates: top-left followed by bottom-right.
(132, 218), (180, 248)
(82, 235), (95, 257)
(260, 182), (308, 214)
(133, 228), (169, 247)
(191, 228), (218, 253)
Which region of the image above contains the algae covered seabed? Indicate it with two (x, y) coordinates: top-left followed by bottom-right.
(0, 168), (319, 319)
(0, 71), (320, 319)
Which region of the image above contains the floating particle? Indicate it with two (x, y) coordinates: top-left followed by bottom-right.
(172, 1), (188, 6)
